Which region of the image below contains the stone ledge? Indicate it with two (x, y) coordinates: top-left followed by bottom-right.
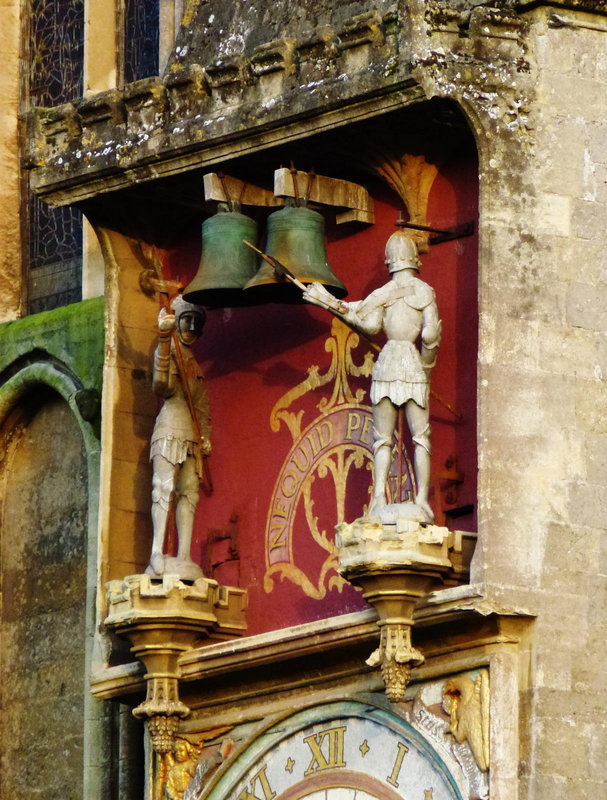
(337, 518), (476, 584)
(28, 82), (425, 207)
(92, 585), (520, 700)
(104, 573), (248, 751)
(27, 7), (402, 201)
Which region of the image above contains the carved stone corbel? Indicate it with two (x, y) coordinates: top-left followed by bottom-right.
(337, 518), (457, 701)
(105, 574), (246, 753)
(362, 569), (432, 701)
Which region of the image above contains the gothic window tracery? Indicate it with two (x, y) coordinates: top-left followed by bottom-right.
(124, 0), (160, 83)
(27, 0), (85, 313)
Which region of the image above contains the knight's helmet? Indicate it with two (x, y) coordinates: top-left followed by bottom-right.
(171, 294), (206, 320)
(385, 230), (421, 273)
(171, 294), (206, 341)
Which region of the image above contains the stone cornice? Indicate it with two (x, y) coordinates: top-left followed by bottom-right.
(517, 0), (607, 12)
(25, 1), (545, 207)
(28, 0), (603, 207)
(27, 8), (403, 205)
(91, 585), (530, 702)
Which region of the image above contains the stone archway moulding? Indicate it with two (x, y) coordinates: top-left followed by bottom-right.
(0, 355), (106, 799)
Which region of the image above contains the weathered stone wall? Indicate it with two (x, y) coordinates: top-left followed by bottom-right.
(95, 228), (157, 586)
(0, 390), (88, 799)
(465, 9), (607, 798)
(170, 0), (395, 65)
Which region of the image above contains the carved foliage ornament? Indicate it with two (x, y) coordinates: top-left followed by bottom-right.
(367, 623), (425, 702)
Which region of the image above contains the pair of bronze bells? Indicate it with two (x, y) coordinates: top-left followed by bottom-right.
(183, 202), (347, 307)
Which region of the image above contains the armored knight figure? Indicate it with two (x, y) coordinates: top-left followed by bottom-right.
(304, 230), (441, 522)
(146, 294), (211, 581)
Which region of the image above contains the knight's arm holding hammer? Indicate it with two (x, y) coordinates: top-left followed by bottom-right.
(153, 308), (178, 398)
(303, 282), (384, 337)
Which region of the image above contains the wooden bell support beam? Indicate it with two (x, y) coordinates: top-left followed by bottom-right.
(203, 172), (284, 207)
(274, 167), (374, 224)
(204, 169), (375, 225)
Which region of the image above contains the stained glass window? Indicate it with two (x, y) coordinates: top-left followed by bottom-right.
(27, 0), (85, 314)
(124, 0), (160, 83)
(30, 0), (84, 107)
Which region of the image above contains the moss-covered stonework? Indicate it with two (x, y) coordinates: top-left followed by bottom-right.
(0, 297), (116, 797)
(0, 296), (104, 394)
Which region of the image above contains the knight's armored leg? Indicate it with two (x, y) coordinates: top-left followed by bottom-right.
(150, 454), (178, 574)
(405, 400), (433, 522)
(175, 455), (200, 565)
(370, 397), (398, 514)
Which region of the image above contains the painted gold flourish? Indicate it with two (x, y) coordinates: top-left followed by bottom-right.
(270, 319), (374, 440)
(264, 318), (412, 599)
(270, 444), (372, 598)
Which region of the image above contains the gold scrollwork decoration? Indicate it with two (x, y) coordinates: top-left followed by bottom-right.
(264, 319), (414, 599)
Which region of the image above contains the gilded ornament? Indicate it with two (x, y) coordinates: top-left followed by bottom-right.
(105, 575), (246, 754)
(155, 728), (233, 800)
(367, 624), (425, 702)
(442, 670), (490, 772)
(336, 518), (452, 701)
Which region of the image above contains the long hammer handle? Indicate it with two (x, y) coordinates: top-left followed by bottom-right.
(242, 241), (459, 418)
(242, 240), (308, 292)
(242, 239), (379, 348)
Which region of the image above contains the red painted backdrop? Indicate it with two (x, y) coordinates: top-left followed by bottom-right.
(162, 142), (478, 636)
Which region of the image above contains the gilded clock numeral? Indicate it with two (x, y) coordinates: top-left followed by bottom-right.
(237, 765), (276, 800)
(303, 725), (347, 775)
(386, 742), (409, 788)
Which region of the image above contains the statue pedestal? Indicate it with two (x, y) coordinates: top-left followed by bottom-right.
(104, 574), (247, 752)
(336, 517), (465, 701)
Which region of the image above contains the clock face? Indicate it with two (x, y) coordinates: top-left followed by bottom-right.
(203, 702), (464, 800)
(294, 787), (386, 800)
(300, 791), (378, 800)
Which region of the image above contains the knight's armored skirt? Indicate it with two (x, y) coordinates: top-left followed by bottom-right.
(370, 339), (429, 408)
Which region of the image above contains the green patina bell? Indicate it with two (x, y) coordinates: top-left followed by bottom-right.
(243, 200), (347, 303)
(183, 206), (259, 307)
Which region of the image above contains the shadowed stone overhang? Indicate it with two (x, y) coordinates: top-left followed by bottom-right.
(25, 0), (606, 208)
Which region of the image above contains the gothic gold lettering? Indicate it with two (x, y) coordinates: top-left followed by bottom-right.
(281, 471), (298, 498)
(345, 412), (361, 440)
(303, 725), (347, 776)
(270, 523), (286, 550)
(386, 742), (409, 788)
(306, 430), (321, 457)
(292, 445), (310, 472)
(237, 765), (276, 800)
(361, 414), (373, 445)
(319, 420), (333, 448)
(273, 498), (288, 519)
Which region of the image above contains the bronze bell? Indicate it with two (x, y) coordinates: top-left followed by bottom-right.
(183, 206), (259, 307)
(243, 200), (347, 303)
